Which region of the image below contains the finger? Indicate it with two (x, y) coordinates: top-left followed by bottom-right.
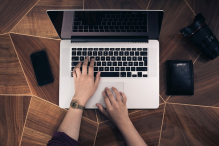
(105, 87), (116, 105)
(96, 103), (109, 118)
(120, 92), (127, 104)
(112, 87), (122, 102)
(73, 68), (77, 80)
(102, 91), (112, 108)
(75, 61), (82, 77)
(94, 72), (101, 88)
(88, 58), (95, 76)
(82, 56), (89, 75)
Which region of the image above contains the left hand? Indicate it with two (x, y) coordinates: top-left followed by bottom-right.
(72, 56), (101, 106)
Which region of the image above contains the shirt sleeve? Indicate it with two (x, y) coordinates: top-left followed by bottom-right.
(47, 131), (79, 146)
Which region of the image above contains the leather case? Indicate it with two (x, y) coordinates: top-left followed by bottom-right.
(166, 60), (194, 95)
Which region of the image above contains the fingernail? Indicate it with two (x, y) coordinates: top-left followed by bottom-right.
(98, 72), (101, 75)
(112, 86), (115, 89)
(102, 91), (105, 94)
(105, 87), (108, 90)
(92, 58), (94, 60)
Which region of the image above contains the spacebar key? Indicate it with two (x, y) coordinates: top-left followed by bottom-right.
(100, 72), (119, 77)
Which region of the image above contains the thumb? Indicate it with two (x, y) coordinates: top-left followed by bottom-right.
(96, 103), (109, 118)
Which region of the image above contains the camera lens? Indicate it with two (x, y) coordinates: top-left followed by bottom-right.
(180, 13), (219, 60)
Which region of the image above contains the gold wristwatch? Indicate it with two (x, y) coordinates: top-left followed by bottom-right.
(70, 100), (85, 110)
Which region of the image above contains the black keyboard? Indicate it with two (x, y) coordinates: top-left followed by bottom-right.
(72, 11), (147, 33)
(71, 48), (148, 77)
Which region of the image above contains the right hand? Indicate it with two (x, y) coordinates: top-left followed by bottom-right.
(96, 87), (131, 128)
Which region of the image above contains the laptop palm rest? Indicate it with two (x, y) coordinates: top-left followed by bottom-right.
(86, 82), (124, 108)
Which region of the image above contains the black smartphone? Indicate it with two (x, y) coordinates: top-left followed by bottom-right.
(30, 50), (54, 86)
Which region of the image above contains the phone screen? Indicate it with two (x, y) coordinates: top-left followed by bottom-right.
(30, 51), (54, 86)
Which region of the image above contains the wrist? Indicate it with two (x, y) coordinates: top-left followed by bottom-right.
(117, 119), (132, 130)
(72, 96), (88, 106)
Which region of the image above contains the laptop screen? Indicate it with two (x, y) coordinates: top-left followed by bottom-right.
(47, 10), (163, 40)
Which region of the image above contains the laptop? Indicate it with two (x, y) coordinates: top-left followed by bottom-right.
(47, 10), (164, 109)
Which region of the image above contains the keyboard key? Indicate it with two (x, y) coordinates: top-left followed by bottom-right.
(88, 51), (92, 56)
(110, 67), (114, 71)
(132, 74), (137, 77)
(121, 72), (126, 77)
(143, 57), (147, 66)
(103, 51), (108, 56)
(107, 62), (112, 66)
(138, 57), (142, 61)
(101, 57), (105, 61)
(72, 48), (76, 50)
(136, 67), (147, 71)
(97, 62), (101, 66)
(125, 51), (129, 56)
(118, 62), (122, 66)
(98, 51), (102, 56)
(88, 48), (93, 51)
(130, 52), (134, 56)
(126, 67), (130, 71)
(72, 51), (76, 56)
(126, 48), (131, 51)
(110, 48), (114, 50)
(105, 67), (109, 71)
(94, 67), (98, 71)
(123, 62), (127, 66)
(80, 57), (84, 61)
(137, 48), (142, 51)
(99, 67), (104, 71)
(94, 48), (98, 51)
(109, 51), (113, 55)
(128, 62), (133, 66)
(106, 57), (110, 61)
(143, 48), (147, 50)
(121, 67), (125, 71)
(96, 57), (100, 61)
(138, 72), (142, 77)
(131, 67), (135, 71)
(116, 48), (120, 51)
(114, 51), (118, 56)
(78, 48), (82, 50)
(143, 74), (147, 77)
(127, 57), (131, 61)
(127, 72), (132, 77)
(72, 62), (79, 66)
(90, 57), (94, 60)
(99, 48), (104, 51)
(72, 57), (79, 61)
(139, 62), (143, 66)
(121, 48), (125, 51)
(93, 51), (97, 56)
(111, 57), (115, 61)
(113, 62), (117, 66)
(71, 67), (74, 71)
(135, 51), (139, 56)
(102, 62), (106, 66)
(119, 51), (123, 56)
(100, 72), (119, 77)
(117, 57), (121, 61)
(77, 51), (81, 56)
(105, 48), (109, 51)
(140, 52), (147, 56)
(82, 51), (87, 56)
(122, 57), (126, 61)
(134, 62), (138, 66)
(132, 48), (136, 51)
(83, 48), (87, 50)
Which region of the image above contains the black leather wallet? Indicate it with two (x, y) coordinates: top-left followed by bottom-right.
(166, 60), (194, 95)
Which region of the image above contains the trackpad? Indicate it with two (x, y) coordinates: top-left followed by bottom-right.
(94, 82), (124, 108)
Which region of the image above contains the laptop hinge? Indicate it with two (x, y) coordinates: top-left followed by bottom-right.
(71, 36), (148, 43)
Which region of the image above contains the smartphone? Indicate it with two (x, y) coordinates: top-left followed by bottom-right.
(30, 50), (54, 86)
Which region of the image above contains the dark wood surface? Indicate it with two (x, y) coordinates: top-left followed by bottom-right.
(0, 0), (38, 34)
(21, 96), (98, 146)
(0, 34), (31, 94)
(1, 0), (219, 145)
(11, 0), (83, 39)
(160, 103), (219, 146)
(0, 95), (31, 146)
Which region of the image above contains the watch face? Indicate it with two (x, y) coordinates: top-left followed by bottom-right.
(72, 102), (77, 108)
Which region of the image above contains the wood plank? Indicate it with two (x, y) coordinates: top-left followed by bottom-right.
(160, 103), (219, 146)
(0, 34), (31, 94)
(84, 0), (149, 9)
(148, 0), (200, 101)
(10, 33), (96, 121)
(20, 97), (98, 146)
(0, 0), (38, 34)
(11, 0), (83, 39)
(0, 95), (31, 146)
(95, 104), (165, 145)
(167, 0), (219, 106)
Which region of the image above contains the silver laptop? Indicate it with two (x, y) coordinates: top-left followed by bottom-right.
(47, 10), (164, 109)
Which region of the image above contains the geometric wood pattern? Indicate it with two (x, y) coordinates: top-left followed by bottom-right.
(160, 103), (219, 146)
(20, 97), (98, 146)
(0, 0), (219, 146)
(11, 0), (83, 39)
(0, 95), (31, 146)
(0, 0), (38, 34)
(10, 33), (97, 122)
(0, 34), (31, 94)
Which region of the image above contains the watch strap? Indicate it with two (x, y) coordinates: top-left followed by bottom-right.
(70, 100), (85, 110)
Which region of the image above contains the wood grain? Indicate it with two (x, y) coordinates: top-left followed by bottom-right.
(0, 95), (31, 146)
(11, 0), (83, 39)
(20, 96), (98, 146)
(0, 0), (38, 34)
(160, 103), (219, 146)
(167, 0), (219, 106)
(10, 33), (97, 121)
(95, 104), (165, 146)
(0, 34), (31, 94)
(148, 0), (200, 101)
(84, 0), (150, 9)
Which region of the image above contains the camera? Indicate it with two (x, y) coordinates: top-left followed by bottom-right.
(180, 13), (219, 60)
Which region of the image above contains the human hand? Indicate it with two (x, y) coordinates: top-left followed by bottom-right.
(72, 56), (101, 106)
(96, 87), (131, 128)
